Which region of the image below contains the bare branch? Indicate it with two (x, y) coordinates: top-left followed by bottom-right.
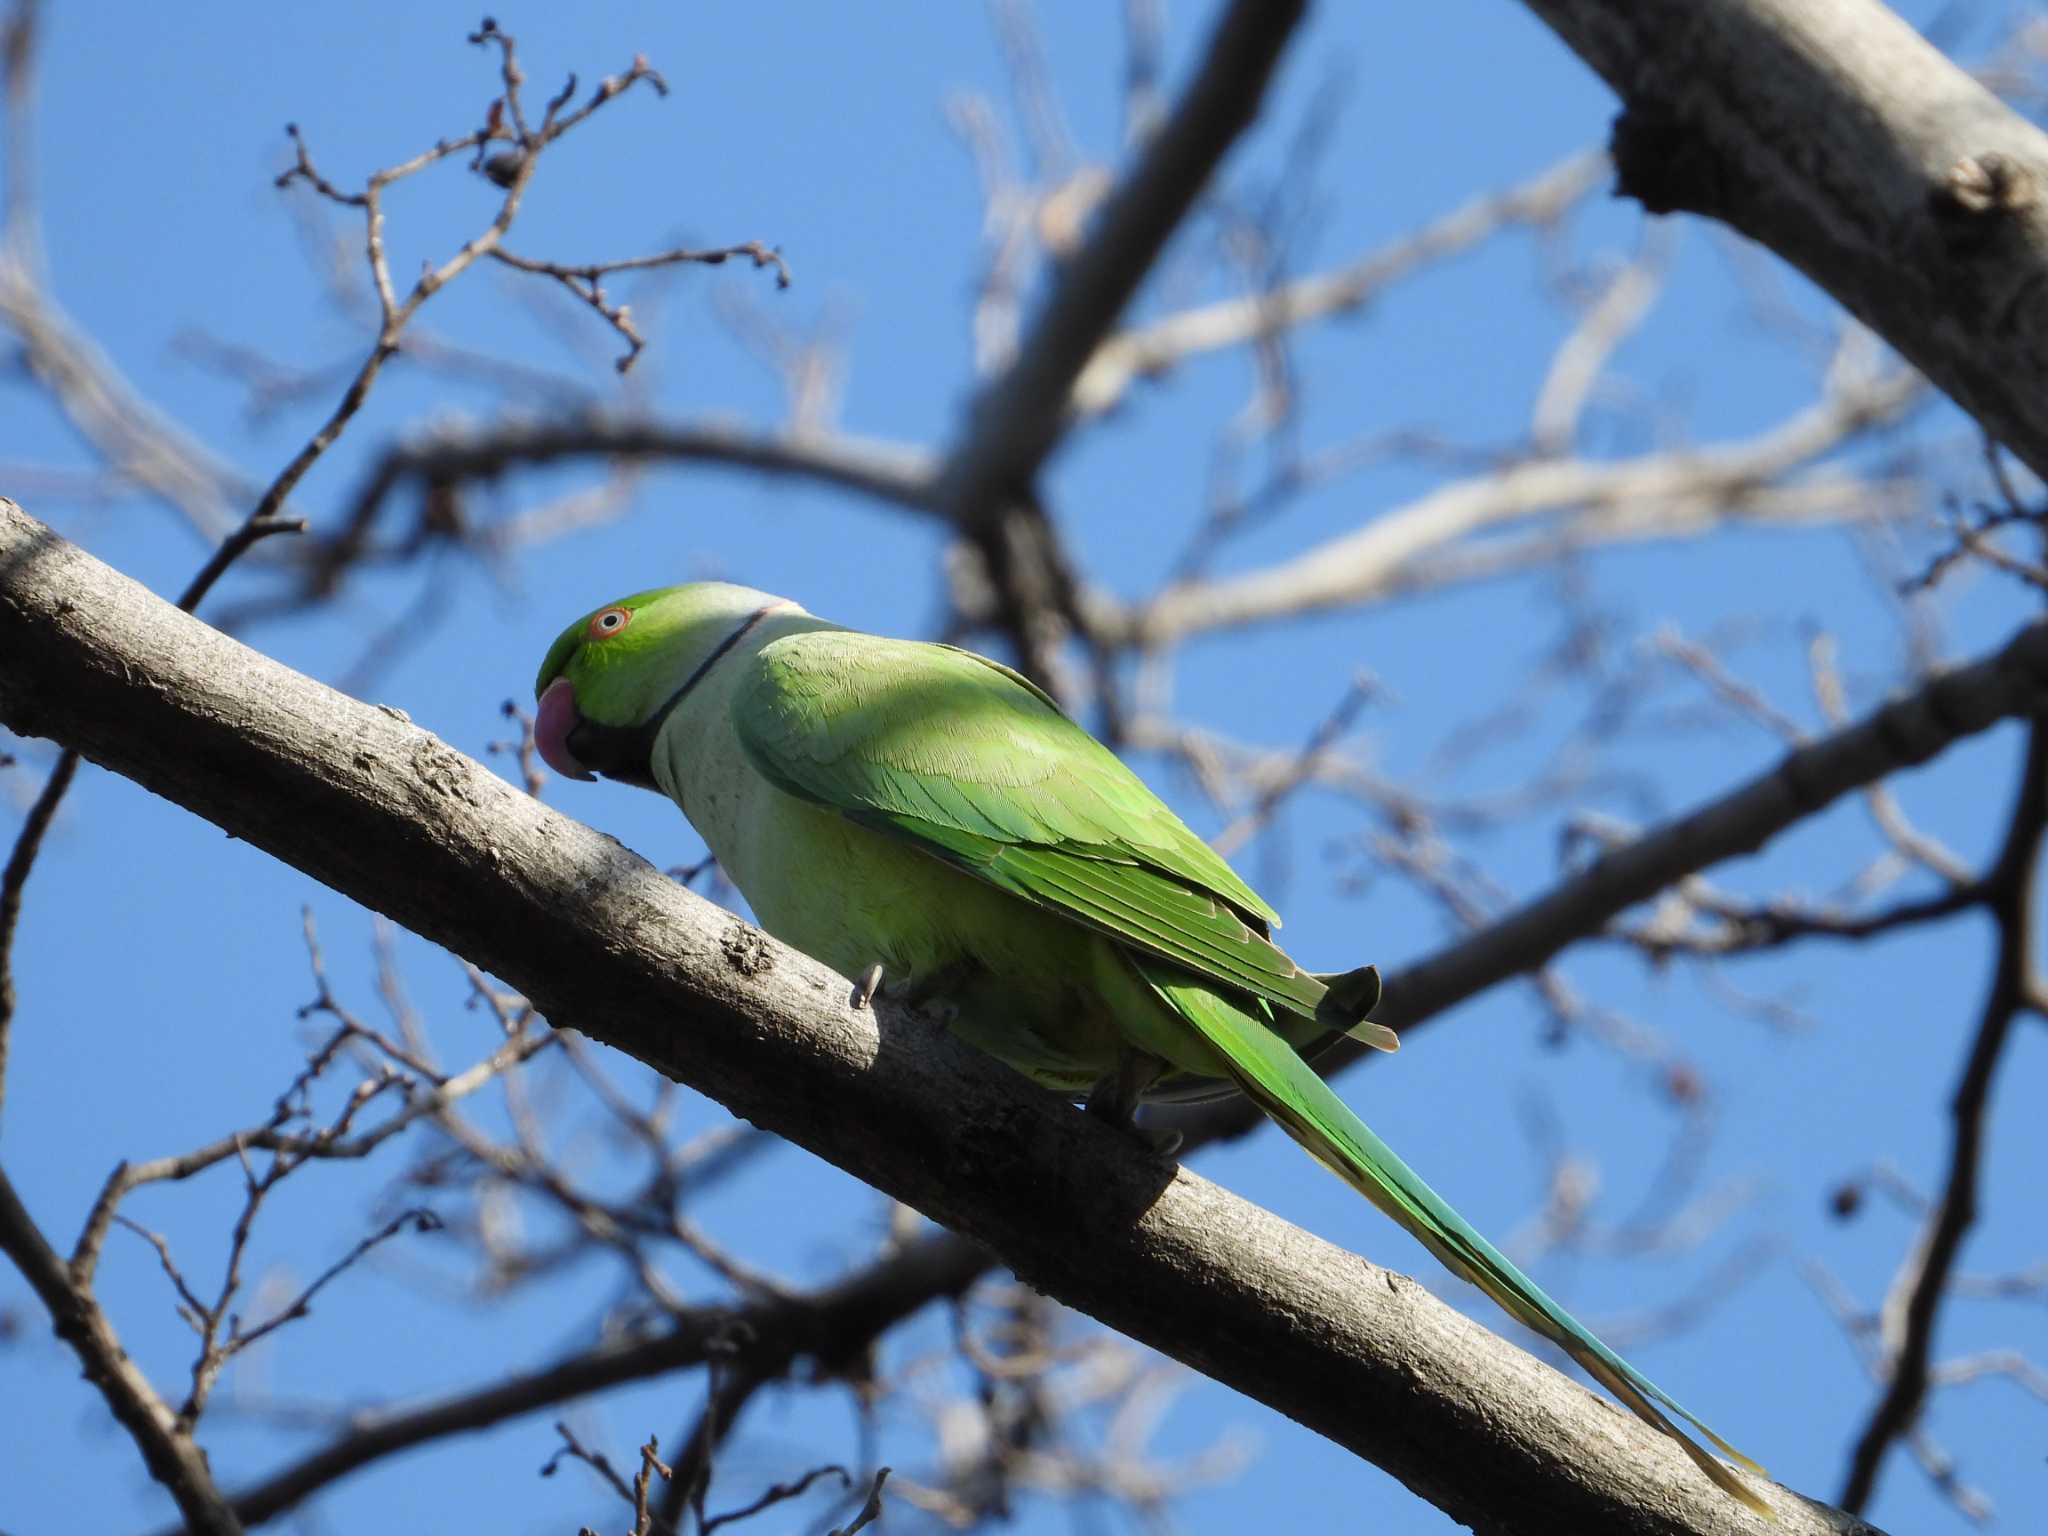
(1529, 221), (1673, 454)
(1169, 607), (2048, 1146)
(1108, 362), (1924, 647)
(283, 420), (933, 616)
(1520, 0), (2048, 485)
(0, 500), (1881, 1534)
(542, 1422), (670, 1533)
(0, 1168), (242, 1535)
(1209, 673), (1379, 858)
(1071, 148), (1610, 418)
(0, 741), (73, 1122)
(1838, 723), (2048, 1512)
(223, 1207), (441, 1362)
(702, 1462), (849, 1534)
(1809, 633), (1975, 886)
(489, 241), (790, 373)
(1655, 625), (1808, 745)
(67, 1017), (550, 1290)
(935, 0), (1310, 530)
(198, 1231), (982, 1531)
(1389, 629), (2047, 1029)
(1612, 878), (1980, 960)
(0, 0), (248, 539)
(830, 1468), (891, 1536)
(259, 21), (679, 571)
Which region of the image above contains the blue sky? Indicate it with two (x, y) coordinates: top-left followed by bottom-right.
(2, 2), (2042, 1533)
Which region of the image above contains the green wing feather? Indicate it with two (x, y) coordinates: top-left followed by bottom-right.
(732, 631), (1390, 1043)
(1130, 955), (1772, 1515)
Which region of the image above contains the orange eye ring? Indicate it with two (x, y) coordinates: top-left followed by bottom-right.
(585, 605), (633, 641)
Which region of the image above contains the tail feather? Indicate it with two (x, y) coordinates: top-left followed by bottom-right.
(1310, 963), (1398, 1051)
(1136, 959), (1772, 1518)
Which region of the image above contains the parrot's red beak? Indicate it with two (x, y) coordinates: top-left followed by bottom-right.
(534, 676), (596, 781)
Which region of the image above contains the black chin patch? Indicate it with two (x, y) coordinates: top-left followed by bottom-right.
(566, 717), (661, 789)
(564, 600), (780, 794)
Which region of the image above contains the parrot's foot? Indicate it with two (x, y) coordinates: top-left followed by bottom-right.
(1086, 1051), (1179, 1157)
(1085, 1060), (1146, 1126)
(1084, 1099), (1182, 1157)
(851, 959), (977, 1013)
(1137, 1124), (1184, 1157)
(850, 962), (886, 1010)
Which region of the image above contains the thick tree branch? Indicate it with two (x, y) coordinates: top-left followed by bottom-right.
(1521, 0), (2048, 483)
(934, 0), (1308, 528)
(929, 0), (1309, 679)
(0, 500), (1873, 1534)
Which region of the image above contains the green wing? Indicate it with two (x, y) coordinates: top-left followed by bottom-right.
(1131, 955), (1770, 1514)
(731, 631), (1388, 1041)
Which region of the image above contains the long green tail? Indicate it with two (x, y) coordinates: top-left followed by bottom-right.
(1139, 960), (1773, 1518)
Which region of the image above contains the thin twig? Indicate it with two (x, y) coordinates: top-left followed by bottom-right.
(1838, 723), (2048, 1511)
(1210, 674), (1378, 858)
(490, 242), (789, 372)
(543, 1422), (671, 1532)
(702, 1463), (851, 1534)
(830, 1468), (891, 1536)
(0, 744), (73, 1123)
(0, 1167), (243, 1534)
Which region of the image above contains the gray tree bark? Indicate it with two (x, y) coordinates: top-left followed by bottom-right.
(1523, 0), (2048, 481)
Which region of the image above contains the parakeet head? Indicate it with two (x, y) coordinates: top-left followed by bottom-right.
(533, 581), (799, 785)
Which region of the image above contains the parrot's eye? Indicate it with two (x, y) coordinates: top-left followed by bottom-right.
(586, 606), (633, 641)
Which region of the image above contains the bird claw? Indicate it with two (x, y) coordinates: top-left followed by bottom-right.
(1084, 1091), (1182, 1159)
(850, 962), (885, 1010)
(1139, 1124), (1183, 1158)
(1086, 1051), (1179, 1158)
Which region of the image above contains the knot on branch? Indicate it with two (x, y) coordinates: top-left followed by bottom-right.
(1609, 102), (1731, 219)
(1931, 152), (2043, 261)
(1935, 152), (2038, 220)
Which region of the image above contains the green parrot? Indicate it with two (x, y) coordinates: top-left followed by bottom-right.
(534, 581), (1768, 1515)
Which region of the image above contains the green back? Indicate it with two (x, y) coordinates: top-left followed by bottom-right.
(728, 631), (1356, 1023)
